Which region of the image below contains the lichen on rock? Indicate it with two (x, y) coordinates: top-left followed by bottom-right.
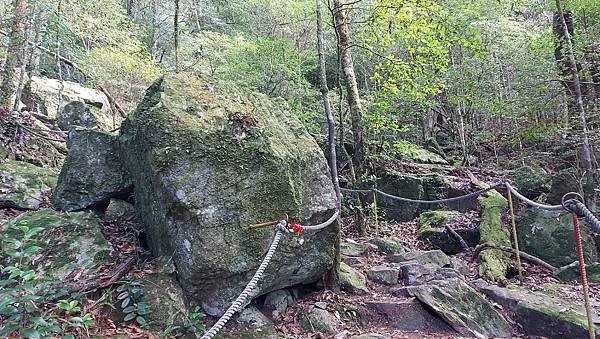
(0, 160), (57, 210)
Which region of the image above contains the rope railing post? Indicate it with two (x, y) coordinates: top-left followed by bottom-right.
(563, 193), (596, 339)
(507, 190), (524, 283)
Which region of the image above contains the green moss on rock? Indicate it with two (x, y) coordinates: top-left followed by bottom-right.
(0, 160), (57, 210)
(477, 190), (512, 282)
(0, 208), (113, 279)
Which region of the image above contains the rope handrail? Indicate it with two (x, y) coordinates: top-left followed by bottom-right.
(341, 182), (504, 205)
(504, 182), (563, 211)
(201, 209), (339, 338)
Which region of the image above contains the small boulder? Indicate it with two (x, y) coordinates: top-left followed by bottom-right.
(366, 265), (399, 285)
(339, 262), (369, 294)
(407, 278), (511, 338)
(232, 306), (278, 339)
(0, 160), (56, 210)
(264, 289), (293, 317)
(0, 208), (114, 279)
(398, 262), (439, 285)
(53, 129), (132, 211)
(341, 241), (373, 257)
(517, 208), (599, 267)
(299, 304), (342, 335)
(388, 250), (450, 267)
(104, 199), (136, 222)
(141, 273), (189, 330)
(367, 237), (405, 255)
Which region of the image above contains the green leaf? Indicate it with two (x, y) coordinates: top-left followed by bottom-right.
(121, 298), (130, 308)
(123, 312), (136, 322)
(28, 227), (46, 235)
(117, 292), (129, 300)
(23, 245), (43, 254)
(2, 238), (21, 246)
(123, 305), (135, 313)
(22, 328), (40, 339)
(135, 316), (147, 326)
(19, 225), (30, 233)
(30, 316), (49, 326)
(63, 334), (75, 339)
(0, 324), (18, 337)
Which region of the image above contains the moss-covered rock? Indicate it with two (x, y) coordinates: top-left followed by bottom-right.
(104, 199), (136, 222)
(547, 169), (580, 205)
(0, 160), (57, 210)
(376, 170), (424, 221)
(476, 282), (600, 339)
(555, 261), (600, 282)
(141, 273), (189, 331)
(418, 210), (479, 254)
(118, 73), (337, 316)
(0, 208), (113, 279)
(513, 165), (551, 200)
(407, 278), (511, 338)
(367, 237), (405, 255)
(298, 304), (342, 335)
(339, 262), (368, 294)
(477, 190), (512, 282)
(53, 129), (132, 211)
(517, 208), (599, 267)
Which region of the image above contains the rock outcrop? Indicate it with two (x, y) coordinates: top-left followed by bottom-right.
(53, 129), (131, 211)
(119, 73), (337, 315)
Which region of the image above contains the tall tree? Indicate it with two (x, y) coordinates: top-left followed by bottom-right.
(332, 0), (367, 236)
(0, 0), (26, 109)
(317, 0), (341, 292)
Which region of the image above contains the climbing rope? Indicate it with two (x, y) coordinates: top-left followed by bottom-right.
(201, 210), (339, 339)
(341, 181), (504, 205)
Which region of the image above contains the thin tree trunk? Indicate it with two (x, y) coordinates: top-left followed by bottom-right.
(554, 2), (596, 169)
(332, 0), (367, 236)
(174, 0), (180, 72)
(0, 0), (26, 109)
(317, 0), (341, 292)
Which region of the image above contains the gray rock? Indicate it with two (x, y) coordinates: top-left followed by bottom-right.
(349, 334), (391, 339)
(398, 262), (438, 285)
(513, 165), (551, 200)
(342, 255), (367, 268)
(0, 160), (57, 210)
(237, 306), (272, 328)
(118, 73), (337, 316)
(450, 258), (471, 277)
(365, 300), (452, 332)
(264, 289), (292, 317)
(339, 262), (369, 294)
(517, 208), (599, 267)
(388, 250), (450, 267)
(407, 278), (511, 338)
(418, 210), (479, 254)
(58, 101), (115, 131)
(104, 199), (136, 222)
(341, 241), (373, 257)
(299, 305), (342, 335)
(367, 237), (405, 255)
(0, 209), (113, 279)
(53, 129), (131, 211)
(476, 282), (600, 339)
(141, 273), (188, 330)
(22, 76), (112, 121)
(314, 302), (328, 310)
(366, 265), (399, 285)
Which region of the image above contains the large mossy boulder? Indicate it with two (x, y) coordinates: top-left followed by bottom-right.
(418, 210), (479, 254)
(407, 278), (511, 338)
(0, 160), (57, 210)
(53, 129), (132, 211)
(477, 190), (512, 282)
(0, 208), (114, 279)
(513, 165), (551, 200)
(119, 73), (337, 316)
(476, 282), (600, 339)
(57, 101), (115, 131)
(517, 208), (599, 267)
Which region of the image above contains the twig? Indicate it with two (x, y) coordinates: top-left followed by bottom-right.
(66, 256), (136, 294)
(444, 224), (469, 250)
(473, 242), (557, 273)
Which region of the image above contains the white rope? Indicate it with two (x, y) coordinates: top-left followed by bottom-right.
(505, 182), (563, 211)
(201, 223), (285, 339)
(302, 209), (340, 231)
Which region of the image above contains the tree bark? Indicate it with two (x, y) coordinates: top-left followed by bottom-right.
(0, 0), (26, 109)
(332, 0), (367, 236)
(317, 0), (341, 292)
(553, 3), (596, 170)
